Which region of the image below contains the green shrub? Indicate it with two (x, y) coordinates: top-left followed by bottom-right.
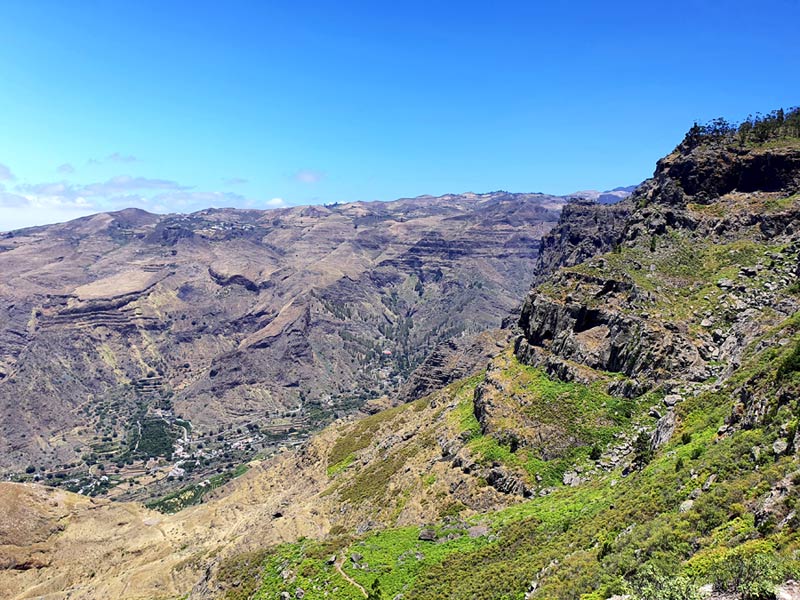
(709, 545), (783, 600)
(631, 565), (700, 600)
(633, 432), (654, 470)
(367, 577), (384, 600)
(589, 445), (602, 461)
(777, 339), (800, 380)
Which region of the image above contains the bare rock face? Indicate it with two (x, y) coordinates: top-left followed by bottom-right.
(532, 199), (632, 285)
(397, 328), (511, 403)
(650, 410), (677, 450)
(0, 192), (564, 475)
(516, 275), (707, 384)
(650, 142), (800, 204)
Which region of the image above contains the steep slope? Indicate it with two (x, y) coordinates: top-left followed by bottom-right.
(193, 114), (800, 599)
(0, 375), (520, 600)
(0, 192), (563, 497)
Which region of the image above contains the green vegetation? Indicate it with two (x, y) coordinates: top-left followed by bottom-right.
(135, 418), (180, 458)
(682, 107), (800, 149)
(453, 358), (646, 487)
(698, 541), (790, 600)
(631, 566), (700, 600)
(236, 526), (489, 600)
(328, 400), (422, 469)
(230, 316), (800, 599)
(217, 549), (270, 600)
(247, 540), (363, 600)
(777, 338), (800, 380)
(366, 578), (383, 600)
(146, 464), (250, 513)
(326, 453), (355, 477)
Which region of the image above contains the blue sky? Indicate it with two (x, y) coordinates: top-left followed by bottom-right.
(1, 0), (798, 229)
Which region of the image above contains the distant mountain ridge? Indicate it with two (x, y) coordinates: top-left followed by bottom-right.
(0, 190), (567, 500)
(568, 184), (639, 204)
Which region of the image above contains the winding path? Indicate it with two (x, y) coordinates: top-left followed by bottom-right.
(335, 553), (367, 598)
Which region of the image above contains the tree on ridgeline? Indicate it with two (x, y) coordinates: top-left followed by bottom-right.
(681, 106), (800, 149)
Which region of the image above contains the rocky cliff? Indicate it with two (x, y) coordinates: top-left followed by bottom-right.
(531, 198), (632, 285)
(515, 135), (800, 394)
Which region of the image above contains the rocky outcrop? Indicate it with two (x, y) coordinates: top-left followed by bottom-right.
(397, 329), (511, 402)
(532, 199), (632, 285)
(515, 136), (800, 394)
(516, 271), (707, 385)
(650, 410), (677, 450)
(207, 266), (259, 292)
(648, 143), (800, 204)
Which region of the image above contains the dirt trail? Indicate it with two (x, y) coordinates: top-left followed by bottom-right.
(335, 553), (367, 598)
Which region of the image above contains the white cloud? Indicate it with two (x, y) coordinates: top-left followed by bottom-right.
(107, 152), (138, 163)
(1, 172), (277, 230)
(82, 175), (187, 195)
(16, 176), (187, 199)
(293, 169), (324, 184)
(0, 163), (15, 181)
(17, 181), (72, 195)
(0, 191), (29, 208)
(57, 163), (76, 175)
(149, 190), (249, 212)
(85, 153), (139, 166)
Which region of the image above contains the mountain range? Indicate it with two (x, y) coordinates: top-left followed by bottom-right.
(1, 190), (609, 504)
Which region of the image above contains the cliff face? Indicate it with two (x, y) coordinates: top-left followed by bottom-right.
(515, 139), (800, 395)
(396, 329), (511, 403)
(648, 142), (800, 203)
(532, 199), (632, 285)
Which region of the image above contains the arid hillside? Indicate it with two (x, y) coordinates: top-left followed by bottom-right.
(0, 192), (564, 499)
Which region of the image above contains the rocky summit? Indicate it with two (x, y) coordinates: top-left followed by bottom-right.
(2, 111), (800, 600)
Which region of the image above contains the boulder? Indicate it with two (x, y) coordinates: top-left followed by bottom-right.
(702, 474), (717, 491)
(651, 411), (677, 450)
